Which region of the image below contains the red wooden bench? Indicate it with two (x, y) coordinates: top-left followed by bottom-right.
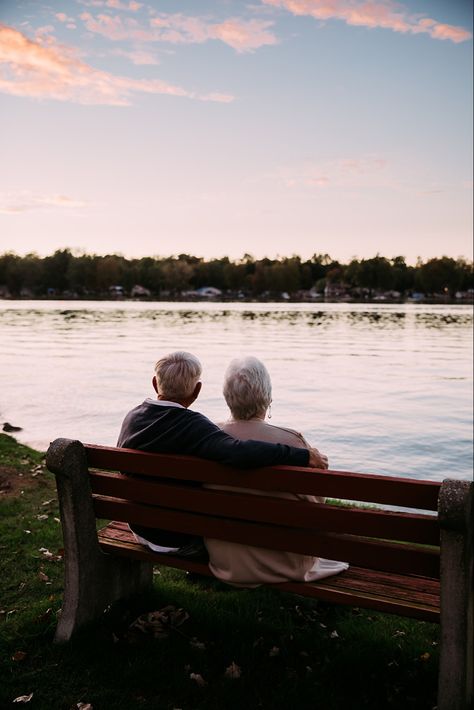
(46, 438), (473, 710)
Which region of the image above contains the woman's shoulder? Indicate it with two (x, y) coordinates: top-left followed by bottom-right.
(265, 423), (307, 446)
(220, 419), (307, 448)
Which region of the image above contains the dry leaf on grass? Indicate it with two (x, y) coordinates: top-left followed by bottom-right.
(76, 703), (93, 709)
(12, 651), (27, 662)
(420, 652), (431, 661)
(13, 694), (33, 704)
(330, 630), (339, 639)
(126, 606), (189, 642)
(38, 547), (62, 562)
(38, 571), (49, 582)
(224, 662), (241, 679)
(189, 638), (206, 650)
(36, 514), (48, 521)
(189, 673), (207, 687)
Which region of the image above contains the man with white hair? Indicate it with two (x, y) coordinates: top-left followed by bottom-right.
(117, 351), (327, 556)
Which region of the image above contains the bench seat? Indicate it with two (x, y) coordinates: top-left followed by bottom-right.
(99, 520), (440, 622)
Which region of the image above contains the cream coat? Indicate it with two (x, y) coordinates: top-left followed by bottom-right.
(205, 419), (348, 587)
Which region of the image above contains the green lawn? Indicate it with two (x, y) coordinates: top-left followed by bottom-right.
(0, 434), (439, 709)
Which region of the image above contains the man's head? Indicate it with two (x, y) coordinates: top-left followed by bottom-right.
(153, 351), (202, 406)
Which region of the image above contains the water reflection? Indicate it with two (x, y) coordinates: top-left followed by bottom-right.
(0, 303), (472, 330)
(0, 300), (471, 484)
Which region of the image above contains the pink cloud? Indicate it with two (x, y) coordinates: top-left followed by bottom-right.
(82, 11), (277, 51)
(0, 190), (87, 214)
(210, 18), (277, 52)
(78, 0), (142, 9)
(111, 48), (160, 65)
(274, 156), (388, 189)
(0, 24), (234, 105)
(80, 12), (154, 41)
(263, 0), (472, 43)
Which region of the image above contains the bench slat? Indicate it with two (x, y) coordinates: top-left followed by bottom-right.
(85, 445), (441, 510)
(89, 471), (440, 545)
(93, 496), (440, 578)
(97, 522), (440, 623)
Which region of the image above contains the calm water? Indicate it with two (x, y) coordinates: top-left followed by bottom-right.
(0, 300), (472, 483)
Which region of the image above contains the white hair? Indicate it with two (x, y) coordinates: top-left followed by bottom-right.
(223, 356), (272, 421)
(154, 351), (202, 401)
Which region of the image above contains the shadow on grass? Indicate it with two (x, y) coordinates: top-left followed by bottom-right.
(0, 435), (439, 710)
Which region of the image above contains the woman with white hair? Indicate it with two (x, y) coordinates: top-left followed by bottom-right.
(205, 356), (348, 587)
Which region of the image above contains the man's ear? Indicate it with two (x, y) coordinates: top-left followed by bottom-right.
(193, 381), (202, 399)
(152, 376), (158, 394)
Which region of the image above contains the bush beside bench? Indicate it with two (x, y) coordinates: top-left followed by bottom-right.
(46, 438), (473, 710)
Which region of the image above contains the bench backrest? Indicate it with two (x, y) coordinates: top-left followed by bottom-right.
(85, 444), (441, 579)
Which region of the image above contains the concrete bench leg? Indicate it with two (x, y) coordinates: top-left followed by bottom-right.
(438, 479), (474, 710)
(46, 438), (153, 643)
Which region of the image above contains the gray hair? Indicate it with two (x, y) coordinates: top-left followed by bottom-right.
(223, 356), (272, 421)
(154, 351), (202, 401)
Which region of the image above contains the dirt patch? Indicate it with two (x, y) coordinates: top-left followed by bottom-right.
(0, 465), (37, 498)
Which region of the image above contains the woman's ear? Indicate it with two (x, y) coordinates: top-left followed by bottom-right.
(152, 376), (158, 394)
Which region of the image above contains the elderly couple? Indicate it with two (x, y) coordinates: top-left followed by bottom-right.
(118, 351), (348, 587)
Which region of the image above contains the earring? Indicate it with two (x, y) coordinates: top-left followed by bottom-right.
(267, 404), (272, 419)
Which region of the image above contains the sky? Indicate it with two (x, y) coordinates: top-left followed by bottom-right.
(0, 0), (472, 263)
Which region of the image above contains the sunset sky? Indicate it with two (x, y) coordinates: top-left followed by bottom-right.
(0, 0), (472, 263)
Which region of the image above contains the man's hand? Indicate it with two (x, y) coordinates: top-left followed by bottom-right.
(307, 448), (329, 469)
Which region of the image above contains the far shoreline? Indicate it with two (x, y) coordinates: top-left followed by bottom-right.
(0, 295), (472, 305)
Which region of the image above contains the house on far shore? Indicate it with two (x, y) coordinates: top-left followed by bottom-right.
(109, 285), (125, 298)
(131, 284), (151, 298)
(324, 281), (351, 301)
(195, 286), (222, 298)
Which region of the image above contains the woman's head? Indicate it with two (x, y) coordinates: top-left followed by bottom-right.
(223, 356), (272, 421)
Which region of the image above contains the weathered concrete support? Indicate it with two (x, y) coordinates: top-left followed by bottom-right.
(46, 438), (153, 643)
(438, 478), (474, 710)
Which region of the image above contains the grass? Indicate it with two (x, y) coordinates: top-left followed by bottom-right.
(0, 433), (440, 710)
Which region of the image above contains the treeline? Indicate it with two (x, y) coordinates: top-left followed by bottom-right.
(0, 250), (472, 299)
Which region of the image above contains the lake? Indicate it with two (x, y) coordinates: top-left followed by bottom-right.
(0, 300), (472, 483)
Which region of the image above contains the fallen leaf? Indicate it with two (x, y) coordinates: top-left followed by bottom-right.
(41, 499), (55, 506)
(224, 662), (241, 679)
(190, 638), (206, 650)
(36, 514), (48, 521)
(38, 571), (49, 582)
(420, 652), (431, 661)
(393, 630), (406, 638)
(330, 630), (339, 639)
(269, 646), (280, 657)
(126, 606), (189, 642)
(12, 651), (27, 662)
(36, 607), (52, 623)
(23, 530), (31, 535)
(189, 672), (207, 687)
(76, 703), (93, 709)
(319, 623), (327, 629)
(13, 694), (33, 704)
